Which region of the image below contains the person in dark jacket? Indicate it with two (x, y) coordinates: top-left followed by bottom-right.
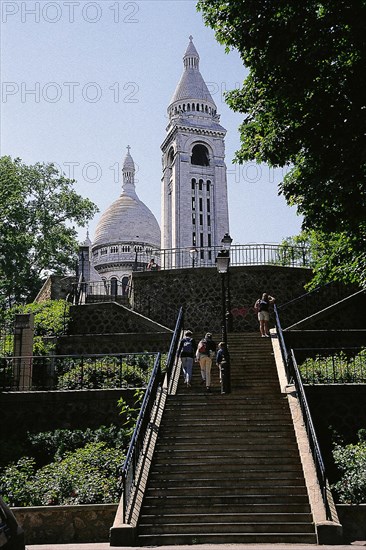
(254, 292), (275, 337)
(177, 330), (197, 387)
(216, 341), (229, 381)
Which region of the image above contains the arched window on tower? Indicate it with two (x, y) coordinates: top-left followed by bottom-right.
(191, 144), (210, 166)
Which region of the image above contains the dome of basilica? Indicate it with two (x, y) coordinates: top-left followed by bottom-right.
(91, 147), (161, 279)
(93, 192), (160, 248)
(93, 147), (160, 250)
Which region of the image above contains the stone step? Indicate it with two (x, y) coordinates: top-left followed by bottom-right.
(136, 532), (317, 545)
(141, 502), (312, 514)
(153, 447), (302, 459)
(145, 485), (308, 497)
(162, 413), (292, 422)
(142, 493), (311, 507)
(164, 401), (289, 411)
(160, 419), (293, 430)
(138, 520), (315, 535)
(149, 468), (304, 480)
(147, 477), (307, 489)
(139, 512), (313, 525)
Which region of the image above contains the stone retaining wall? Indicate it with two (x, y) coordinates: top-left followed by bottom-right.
(12, 504), (117, 544)
(337, 505), (366, 542)
(132, 265), (313, 333)
(57, 331), (172, 355)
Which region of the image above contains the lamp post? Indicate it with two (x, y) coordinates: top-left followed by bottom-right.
(221, 233), (233, 332)
(216, 233), (233, 394)
(189, 247), (198, 268)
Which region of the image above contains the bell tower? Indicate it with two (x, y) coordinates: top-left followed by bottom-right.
(161, 36), (230, 267)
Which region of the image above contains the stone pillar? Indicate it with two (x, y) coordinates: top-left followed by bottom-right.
(13, 314), (34, 390)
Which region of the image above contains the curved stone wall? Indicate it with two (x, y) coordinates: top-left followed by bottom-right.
(132, 265), (313, 333)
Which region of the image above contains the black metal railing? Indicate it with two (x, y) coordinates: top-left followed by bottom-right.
(0, 353), (157, 392)
(120, 306), (183, 524)
(159, 243), (311, 270)
(293, 347), (366, 384)
(121, 352), (162, 524)
(274, 305), (332, 520)
(276, 281), (358, 328)
(165, 306), (184, 385)
(290, 349), (332, 520)
(274, 304), (291, 381)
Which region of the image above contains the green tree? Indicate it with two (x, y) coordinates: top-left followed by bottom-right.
(0, 157), (98, 305)
(197, 1), (366, 284)
(280, 230), (366, 288)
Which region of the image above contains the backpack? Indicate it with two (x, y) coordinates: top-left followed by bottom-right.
(181, 338), (194, 355)
(198, 339), (207, 354)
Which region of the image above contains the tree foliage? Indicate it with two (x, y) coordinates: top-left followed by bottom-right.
(0, 157), (98, 305)
(197, 1), (366, 284)
(280, 231), (366, 288)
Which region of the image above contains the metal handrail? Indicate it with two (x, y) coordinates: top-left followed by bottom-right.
(290, 349), (332, 520)
(274, 305), (332, 520)
(121, 352), (162, 523)
(120, 306), (184, 524)
(165, 307), (184, 384)
(274, 304), (291, 381)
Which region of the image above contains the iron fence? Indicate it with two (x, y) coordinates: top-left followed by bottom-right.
(293, 347), (366, 384)
(0, 352), (158, 392)
(159, 243), (311, 269)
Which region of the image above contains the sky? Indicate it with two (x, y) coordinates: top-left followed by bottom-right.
(0, 0), (303, 245)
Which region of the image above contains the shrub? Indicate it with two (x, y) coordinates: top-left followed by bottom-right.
(56, 354), (152, 390)
(0, 443), (124, 507)
(27, 425), (131, 464)
(332, 430), (366, 504)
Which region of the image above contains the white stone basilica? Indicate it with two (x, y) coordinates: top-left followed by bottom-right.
(85, 37), (230, 284)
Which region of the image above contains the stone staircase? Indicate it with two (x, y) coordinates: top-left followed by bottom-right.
(136, 333), (317, 545)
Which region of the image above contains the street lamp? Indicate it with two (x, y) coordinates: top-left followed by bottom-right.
(189, 247), (198, 268)
(221, 233), (233, 332)
(216, 233), (233, 394)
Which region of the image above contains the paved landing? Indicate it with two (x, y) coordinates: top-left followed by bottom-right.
(27, 542), (366, 550)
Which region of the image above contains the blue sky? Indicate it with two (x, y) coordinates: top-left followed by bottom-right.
(1, 0), (302, 245)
